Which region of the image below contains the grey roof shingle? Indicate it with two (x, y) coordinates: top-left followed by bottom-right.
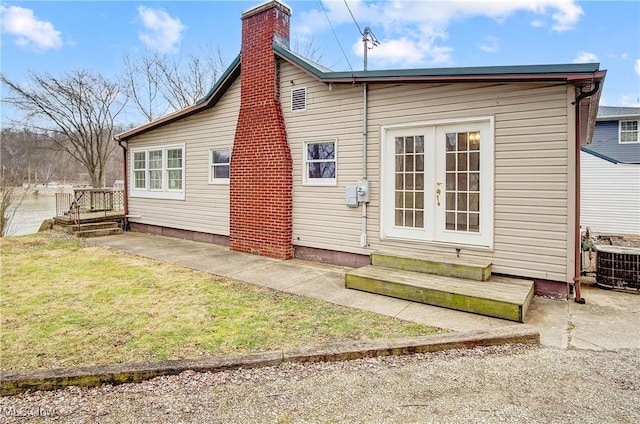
(598, 106), (640, 119)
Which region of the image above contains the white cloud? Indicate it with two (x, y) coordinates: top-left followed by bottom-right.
(137, 6), (185, 53)
(549, 0), (584, 31)
(635, 58), (640, 77)
(356, 37), (453, 67)
(0, 5), (63, 51)
(295, 0), (583, 68)
(574, 51), (598, 63)
(530, 19), (544, 28)
(479, 35), (499, 53)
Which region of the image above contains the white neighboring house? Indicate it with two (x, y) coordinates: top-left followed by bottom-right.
(581, 106), (640, 235)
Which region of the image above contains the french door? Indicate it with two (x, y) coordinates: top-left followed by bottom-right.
(381, 118), (494, 248)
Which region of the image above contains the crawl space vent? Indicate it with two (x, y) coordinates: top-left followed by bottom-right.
(291, 87), (306, 112)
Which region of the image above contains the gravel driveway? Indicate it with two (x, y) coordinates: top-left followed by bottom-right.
(2, 344), (638, 423)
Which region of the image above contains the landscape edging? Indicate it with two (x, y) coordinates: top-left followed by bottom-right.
(1, 325), (539, 396)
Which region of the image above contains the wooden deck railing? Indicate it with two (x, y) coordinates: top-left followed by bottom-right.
(56, 189), (125, 217)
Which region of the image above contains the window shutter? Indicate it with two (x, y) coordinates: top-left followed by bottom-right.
(291, 87), (307, 112)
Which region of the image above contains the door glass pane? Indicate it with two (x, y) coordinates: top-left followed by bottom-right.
(395, 137), (404, 154)
(469, 213), (480, 232)
(415, 192), (424, 209)
(405, 137), (414, 153)
(405, 210), (414, 227)
(394, 135), (424, 229)
(446, 133), (456, 151)
(469, 152), (480, 172)
(395, 155), (404, 172)
(457, 212), (468, 231)
(446, 212), (455, 230)
(458, 132), (468, 150)
(405, 192), (414, 208)
(457, 193), (468, 212)
(405, 154), (414, 171)
(469, 193), (480, 212)
(443, 131), (480, 233)
(415, 136), (424, 153)
(415, 174), (424, 190)
(469, 173), (480, 191)
(457, 174), (467, 191)
(405, 174), (414, 190)
(458, 153), (468, 171)
(415, 211), (424, 228)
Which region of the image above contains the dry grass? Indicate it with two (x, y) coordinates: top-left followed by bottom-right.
(0, 233), (440, 371)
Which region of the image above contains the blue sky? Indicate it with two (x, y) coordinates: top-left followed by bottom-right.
(1, 0), (639, 126)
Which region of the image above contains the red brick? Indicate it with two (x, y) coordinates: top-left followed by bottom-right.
(230, 1), (293, 259)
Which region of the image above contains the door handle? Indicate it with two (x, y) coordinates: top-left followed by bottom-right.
(436, 188), (441, 206)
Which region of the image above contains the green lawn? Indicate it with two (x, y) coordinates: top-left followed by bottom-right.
(0, 233), (440, 371)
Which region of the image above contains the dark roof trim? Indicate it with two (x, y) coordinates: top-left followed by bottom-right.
(581, 146), (619, 164)
(273, 42), (603, 84)
(116, 54), (241, 141)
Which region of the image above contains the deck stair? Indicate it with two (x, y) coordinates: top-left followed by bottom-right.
(345, 252), (534, 322)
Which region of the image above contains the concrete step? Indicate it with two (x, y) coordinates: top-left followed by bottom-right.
(345, 265), (534, 322)
(53, 221), (122, 237)
(76, 227), (123, 238)
(372, 251), (492, 281)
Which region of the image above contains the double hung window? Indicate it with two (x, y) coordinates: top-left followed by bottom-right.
(209, 148), (230, 184)
(131, 145), (185, 199)
(303, 140), (337, 185)
(620, 120), (638, 143)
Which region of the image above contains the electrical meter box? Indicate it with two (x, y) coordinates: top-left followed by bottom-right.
(345, 186), (358, 207)
(357, 179), (370, 203)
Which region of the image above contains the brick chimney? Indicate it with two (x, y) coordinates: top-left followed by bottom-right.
(230, 1), (293, 259)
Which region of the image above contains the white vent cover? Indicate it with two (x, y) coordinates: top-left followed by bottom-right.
(291, 87), (307, 112)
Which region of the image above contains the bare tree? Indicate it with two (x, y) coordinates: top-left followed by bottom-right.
(0, 164), (26, 237)
(1, 69), (127, 187)
(123, 50), (165, 122)
(292, 36), (326, 66)
(122, 46), (228, 122)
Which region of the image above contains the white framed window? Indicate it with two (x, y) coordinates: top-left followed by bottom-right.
(303, 139), (337, 186)
(209, 148), (230, 184)
(619, 120), (639, 143)
(291, 87), (307, 112)
(130, 144), (185, 200)
(133, 151), (146, 189)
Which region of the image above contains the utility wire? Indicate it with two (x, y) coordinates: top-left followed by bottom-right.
(318, 0), (353, 72)
(343, 0), (364, 37)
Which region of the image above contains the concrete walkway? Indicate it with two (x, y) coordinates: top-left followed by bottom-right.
(88, 232), (639, 350)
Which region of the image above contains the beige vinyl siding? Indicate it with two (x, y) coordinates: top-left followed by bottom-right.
(281, 62), (366, 250)
(126, 79), (240, 235)
(283, 63), (572, 282)
(366, 82), (571, 281)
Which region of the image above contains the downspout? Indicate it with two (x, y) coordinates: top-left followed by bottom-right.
(360, 82), (368, 247)
(116, 138), (130, 231)
(572, 80), (600, 304)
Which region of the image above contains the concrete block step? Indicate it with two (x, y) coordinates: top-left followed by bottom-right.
(76, 228), (123, 238)
(345, 265), (534, 322)
(53, 221), (121, 234)
(372, 251), (492, 281)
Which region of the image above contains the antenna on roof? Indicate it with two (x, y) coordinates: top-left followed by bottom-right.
(362, 27), (379, 71)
